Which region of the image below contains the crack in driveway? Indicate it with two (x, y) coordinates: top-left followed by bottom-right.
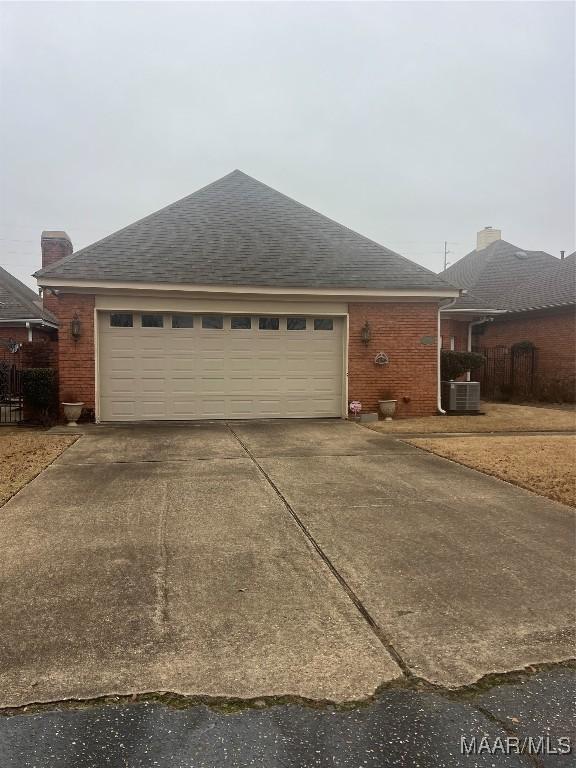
(153, 484), (169, 639)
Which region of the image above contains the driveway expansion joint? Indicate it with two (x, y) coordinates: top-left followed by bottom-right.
(225, 422), (413, 680)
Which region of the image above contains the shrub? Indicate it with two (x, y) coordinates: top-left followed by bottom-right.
(441, 351), (485, 381)
(511, 340), (536, 352)
(21, 368), (58, 425)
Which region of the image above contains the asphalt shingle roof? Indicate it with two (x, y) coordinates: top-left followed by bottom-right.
(440, 239), (573, 312)
(0, 266), (57, 324)
(36, 170), (452, 292)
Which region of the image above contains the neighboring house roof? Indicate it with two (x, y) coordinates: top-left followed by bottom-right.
(504, 252), (576, 312)
(440, 239), (568, 312)
(0, 266), (57, 324)
(36, 170), (453, 292)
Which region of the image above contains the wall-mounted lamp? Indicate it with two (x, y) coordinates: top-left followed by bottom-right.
(70, 313), (81, 341)
(361, 320), (371, 345)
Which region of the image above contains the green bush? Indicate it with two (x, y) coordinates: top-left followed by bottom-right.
(21, 368), (58, 425)
(441, 351), (485, 381)
(511, 340), (535, 352)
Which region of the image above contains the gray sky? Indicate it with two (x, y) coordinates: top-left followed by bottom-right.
(1, 1), (574, 289)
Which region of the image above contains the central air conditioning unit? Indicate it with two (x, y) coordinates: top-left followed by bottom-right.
(441, 381), (481, 413)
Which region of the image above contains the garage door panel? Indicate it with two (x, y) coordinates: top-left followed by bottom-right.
(229, 400), (256, 418)
(99, 312), (343, 421)
(140, 401), (167, 417)
(103, 399), (136, 418)
(228, 377), (255, 395)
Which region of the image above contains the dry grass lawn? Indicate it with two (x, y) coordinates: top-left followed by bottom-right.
(408, 435), (576, 507)
(0, 429), (77, 506)
(366, 402), (576, 434)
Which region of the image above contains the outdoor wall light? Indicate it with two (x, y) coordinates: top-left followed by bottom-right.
(361, 320), (371, 345)
(70, 313), (81, 341)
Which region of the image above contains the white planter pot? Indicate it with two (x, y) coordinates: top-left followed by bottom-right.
(378, 399), (397, 421)
(62, 402), (84, 427)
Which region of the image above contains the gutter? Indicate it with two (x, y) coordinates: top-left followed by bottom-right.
(441, 308), (507, 314)
(0, 319), (58, 328)
(437, 297), (460, 414)
(466, 316), (493, 381)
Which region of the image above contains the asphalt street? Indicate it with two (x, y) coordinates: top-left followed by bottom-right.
(1, 667), (574, 768)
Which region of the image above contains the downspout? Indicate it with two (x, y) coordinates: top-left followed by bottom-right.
(437, 298), (459, 414)
(26, 322), (32, 342)
(466, 316), (493, 381)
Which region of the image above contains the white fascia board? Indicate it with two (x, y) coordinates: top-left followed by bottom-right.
(36, 278), (459, 300)
(0, 318), (58, 327)
(441, 308), (507, 314)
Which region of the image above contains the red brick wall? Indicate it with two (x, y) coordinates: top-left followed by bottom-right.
(477, 306), (576, 395)
(54, 294), (95, 409)
(348, 302), (439, 417)
(440, 318), (469, 351)
(21, 340), (58, 368)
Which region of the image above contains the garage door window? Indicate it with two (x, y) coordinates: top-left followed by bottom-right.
(110, 313), (133, 328)
(142, 314), (164, 328)
(172, 314), (194, 329)
(287, 318), (306, 330)
(314, 318), (334, 331)
(231, 316), (251, 330)
(259, 317), (279, 330)
(202, 316), (224, 329)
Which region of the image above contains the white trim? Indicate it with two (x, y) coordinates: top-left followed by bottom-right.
(94, 307), (100, 423)
(343, 313), (350, 418)
(37, 277), (459, 300)
(0, 319), (58, 328)
(95, 295), (348, 315)
(441, 308), (507, 314)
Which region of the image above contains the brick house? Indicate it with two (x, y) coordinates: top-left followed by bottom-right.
(440, 228), (575, 397)
(0, 265), (58, 347)
(35, 171), (458, 422)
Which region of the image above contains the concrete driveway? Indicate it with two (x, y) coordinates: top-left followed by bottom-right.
(1, 420), (574, 709)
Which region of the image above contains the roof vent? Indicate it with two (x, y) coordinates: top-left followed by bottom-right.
(476, 226), (501, 251)
(514, 251), (528, 259)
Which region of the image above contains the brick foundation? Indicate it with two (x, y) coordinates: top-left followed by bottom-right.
(348, 302), (439, 418)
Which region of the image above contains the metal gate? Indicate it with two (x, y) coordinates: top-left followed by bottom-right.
(0, 347), (23, 424)
(479, 345), (537, 400)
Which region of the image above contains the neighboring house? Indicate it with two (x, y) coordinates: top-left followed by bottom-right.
(440, 228), (575, 396)
(35, 170), (458, 422)
(0, 265), (58, 347)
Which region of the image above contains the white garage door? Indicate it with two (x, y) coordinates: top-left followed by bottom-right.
(98, 311), (344, 421)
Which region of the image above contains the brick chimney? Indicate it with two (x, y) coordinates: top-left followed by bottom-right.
(41, 231), (73, 269)
(41, 231), (72, 316)
(476, 226), (501, 251)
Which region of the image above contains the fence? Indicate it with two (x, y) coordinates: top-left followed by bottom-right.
(0, 341), (58, 425)
(478, 345), (537, 400)
(0, 347), (23, 424)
